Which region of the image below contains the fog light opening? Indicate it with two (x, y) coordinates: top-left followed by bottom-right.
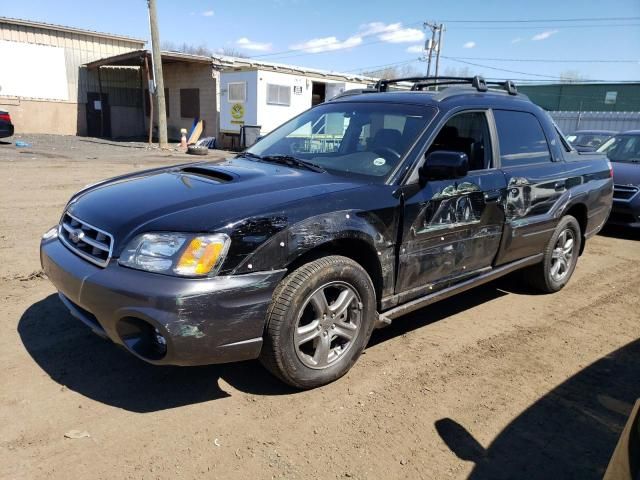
(152, 327), (167, 356)
(116, 317), (168, 361)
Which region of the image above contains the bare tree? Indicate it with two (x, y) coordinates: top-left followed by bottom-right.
(218, 47), (250, 58)
(442, 66), (472, 77)
(161, 41), (213, 56)
(362, 64), (422, 79)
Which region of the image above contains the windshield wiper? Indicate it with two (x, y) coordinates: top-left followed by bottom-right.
(259, 154), (326, 173)
(236, 151), (263, 160)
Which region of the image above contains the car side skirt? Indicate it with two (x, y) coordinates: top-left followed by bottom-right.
(379, 253), (543, 322)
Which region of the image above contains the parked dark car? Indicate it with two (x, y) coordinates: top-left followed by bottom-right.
(566, 129), (617, 152)
(598, 130), (640, 228)
(40, 76), (613, 388)
(0, 110), (14, 138)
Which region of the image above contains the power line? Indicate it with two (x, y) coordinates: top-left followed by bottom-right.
(484, 78), (639, 84)
(444, 55), (637, 82)
(439, 16), (640, 23)
(346, 58), (420, 74)
(248, 21), (424, 60)
(245, 18), (637, 62)
(447, 23), (640, 30)
(248, 36), (393, 61)
(441, 56), (566, 79)
(451, 56), (639, 64)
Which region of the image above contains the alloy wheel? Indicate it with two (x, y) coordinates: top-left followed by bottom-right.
(550, 228), (575, 282)
(294, 281), (361, 369)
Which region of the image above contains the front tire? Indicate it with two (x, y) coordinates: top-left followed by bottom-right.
(526, 215), (582, 293)
(260, 256), (376, 389)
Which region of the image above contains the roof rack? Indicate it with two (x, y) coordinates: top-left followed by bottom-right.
(375, 75), (518, 96)
(329, 88), (378, 101)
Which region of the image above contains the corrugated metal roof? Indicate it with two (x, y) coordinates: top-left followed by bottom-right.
(0, 16), (146, 45)
(85, 50), (377, 83)
(211, 54), (376, 83)
(85, 50), (213, 69)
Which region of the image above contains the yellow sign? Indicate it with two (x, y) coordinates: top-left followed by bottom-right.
(231, 103), (244, 120)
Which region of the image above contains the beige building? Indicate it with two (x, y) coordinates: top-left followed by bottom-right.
(1, 16), (372, 144)
(0, 17), (145, 135)
(85, 50), (219, 141)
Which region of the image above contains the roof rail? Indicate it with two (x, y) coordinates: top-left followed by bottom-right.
(328, 88), (378, 101)
(375, 75), (518, 95)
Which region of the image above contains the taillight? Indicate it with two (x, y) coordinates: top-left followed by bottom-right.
(0, 113), (10, 123)
(608, 161), (614, 178)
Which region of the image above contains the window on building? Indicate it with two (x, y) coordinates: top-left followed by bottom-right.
(180, 88), (200, 118)
(144, 88), (170, 117)
(228, 82), (246, 103)
(493, 110), (551, 167)
(267, 84), (291, 106)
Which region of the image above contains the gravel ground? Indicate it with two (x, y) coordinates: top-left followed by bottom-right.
(0, 135), (639, 480)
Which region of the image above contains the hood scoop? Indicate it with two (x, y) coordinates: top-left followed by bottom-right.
(179, 166), (235, 183)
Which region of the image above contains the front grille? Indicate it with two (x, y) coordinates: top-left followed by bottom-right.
(58, 212), (114, 267)
(613, 184), (639, 200)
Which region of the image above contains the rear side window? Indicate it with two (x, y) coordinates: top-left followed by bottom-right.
(494, 110), (551, 167)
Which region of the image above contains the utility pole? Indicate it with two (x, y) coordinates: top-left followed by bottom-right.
(147, 0), (168, 148)
(424, 22), (438, 77)
(434, 24), (444, 78)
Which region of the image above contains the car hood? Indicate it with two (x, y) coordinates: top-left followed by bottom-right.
(66, 158), (362, 251)
(612, 161), (640, 186)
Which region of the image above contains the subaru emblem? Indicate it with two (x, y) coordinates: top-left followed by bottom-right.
(69, 228), (84, 244)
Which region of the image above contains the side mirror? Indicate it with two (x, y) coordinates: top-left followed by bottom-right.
(420, 150), (469, 181)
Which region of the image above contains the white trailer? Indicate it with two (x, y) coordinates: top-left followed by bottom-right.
(215, 56), (373, 143)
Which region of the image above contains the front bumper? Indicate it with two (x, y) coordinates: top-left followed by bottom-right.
(40, 236), (286, 366)
(608, 196), (640, 228)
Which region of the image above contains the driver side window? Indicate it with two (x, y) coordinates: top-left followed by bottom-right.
(427, 111), (492, 171)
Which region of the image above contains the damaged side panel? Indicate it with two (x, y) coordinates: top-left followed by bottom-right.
(396, 170), (507, 301)
(219, 184), (401, 299)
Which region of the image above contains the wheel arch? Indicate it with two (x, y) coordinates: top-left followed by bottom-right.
(564, 202), (588, 255)
(284, 236), (384, 309)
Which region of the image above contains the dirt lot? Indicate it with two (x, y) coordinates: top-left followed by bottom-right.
(1, 135), (639, 480)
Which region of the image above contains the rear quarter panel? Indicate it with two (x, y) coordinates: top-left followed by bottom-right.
(563, 152), (614, 237)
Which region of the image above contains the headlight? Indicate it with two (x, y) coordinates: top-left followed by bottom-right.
(118, 232), (230, 277)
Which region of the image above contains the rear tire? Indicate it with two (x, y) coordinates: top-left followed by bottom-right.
(260, 256), (376, 389)
(526, 215), (582, 293)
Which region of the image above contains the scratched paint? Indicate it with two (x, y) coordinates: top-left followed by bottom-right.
(176, 324), (205, 338)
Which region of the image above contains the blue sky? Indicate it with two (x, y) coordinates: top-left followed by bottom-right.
(4, 0), (640, 81)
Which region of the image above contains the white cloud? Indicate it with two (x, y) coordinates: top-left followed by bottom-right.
(406, 44), (424, 53)
(511, 37), (522, 44)
(463, 41), (476, 49)
(360, 22), (425, 43)
(290, 35), (362, 53)
(290, 21), (425, 55)
(532, 30), (558, 41)
(202, 10), (214, 17)
(236, 37), (272, 52)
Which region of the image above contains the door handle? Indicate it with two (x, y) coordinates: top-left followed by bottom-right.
(554, 181), (566, 191)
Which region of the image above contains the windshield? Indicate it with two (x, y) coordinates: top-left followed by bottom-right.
(247, 102), (436, 180)
(597, 134), (640, 163)
(567, 132), (613, 149)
